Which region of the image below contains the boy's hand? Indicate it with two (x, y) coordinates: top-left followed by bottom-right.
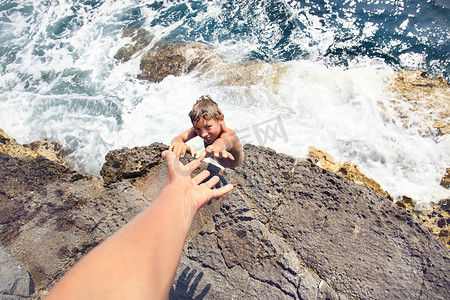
(198, 145), (235, 162)
(169, 141), (197, 158)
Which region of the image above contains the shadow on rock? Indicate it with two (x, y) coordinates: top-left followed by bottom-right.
(170, 267), (211, 300)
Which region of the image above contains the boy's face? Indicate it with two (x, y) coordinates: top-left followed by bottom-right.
(193, 116), (223, 145)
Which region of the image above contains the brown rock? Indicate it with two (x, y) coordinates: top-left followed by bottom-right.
(417, 199), (450, 249)
(307, 146), (392, 200)
(100, 143), (167, 185)
(114, 29), (288, 90)
(138, 41), (220, 82)
(114, 28), (154, 62)
(441, 167), (450, 188)
(388, 70), (450, 135)
(0, 129), (65, 164)
(395, 196), (416, 211)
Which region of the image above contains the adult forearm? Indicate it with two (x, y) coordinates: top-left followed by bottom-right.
(46, 150), (232, 300)
(46, 185), (195, 300)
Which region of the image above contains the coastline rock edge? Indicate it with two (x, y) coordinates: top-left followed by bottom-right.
(1, 135), (449, 299)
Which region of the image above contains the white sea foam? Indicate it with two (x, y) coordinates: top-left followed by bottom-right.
(0, 0), (448, 209)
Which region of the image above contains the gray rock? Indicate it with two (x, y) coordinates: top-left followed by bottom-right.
(174, 144), (450, 299)
(100, 143), (167, 185)
(0, 172), (149, 292)
(268, 155), (450, 299)
(0, 241), (33, 299)
(1, 142), (449, 299)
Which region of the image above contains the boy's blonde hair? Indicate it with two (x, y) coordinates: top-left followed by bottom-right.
(189, 95), (223, 125)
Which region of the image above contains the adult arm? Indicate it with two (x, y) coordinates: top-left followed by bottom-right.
(46, 151), (233, 300)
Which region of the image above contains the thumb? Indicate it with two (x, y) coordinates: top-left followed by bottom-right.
(162, 150), (179, 179)
(162, 150), (190, 178)
(162, 150), (175, 164)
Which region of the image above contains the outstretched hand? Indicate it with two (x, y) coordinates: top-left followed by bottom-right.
(197, 145), (235, 162)
(46, 150), (234, 300)
(162, 150), (233, 216)
(169, 141), (197, 158)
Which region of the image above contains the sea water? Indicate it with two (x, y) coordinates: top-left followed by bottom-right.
(0, 0), (449, 208)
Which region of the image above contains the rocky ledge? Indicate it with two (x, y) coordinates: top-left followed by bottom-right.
(0, 133), (449, 299)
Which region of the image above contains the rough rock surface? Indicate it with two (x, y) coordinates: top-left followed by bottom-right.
(0, 129), (65, 164)
(442, 168), (450, 188)
(0, 241), (34, 299)
(100, 143), (167, 186)
(114, 28), (154, 62)
(1, 142), (450, 299)
(0, 153), (149, 296)
(138, 41), (220, 83)
(388, 70), (450, 135)
(307, 147), (392, 200)
(416, 199), (450, 249)
(308, 147), (450, 250)
(115, 28), (288, 91)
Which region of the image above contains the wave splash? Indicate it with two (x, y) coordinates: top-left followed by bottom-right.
(0, 0), (448, 207)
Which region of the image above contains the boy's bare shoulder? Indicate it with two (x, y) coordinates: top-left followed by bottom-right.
(221, 125), (237, 137)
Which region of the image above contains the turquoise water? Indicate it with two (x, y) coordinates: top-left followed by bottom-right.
(0, 0), (449, 207)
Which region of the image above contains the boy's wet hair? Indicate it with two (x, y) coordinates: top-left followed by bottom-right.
(189, 95), (223, 125)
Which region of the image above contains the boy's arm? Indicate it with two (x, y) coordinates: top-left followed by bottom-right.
(45, 151), (233, 300)
(169, 127), (197, 158)
(198, 131), (244, 168)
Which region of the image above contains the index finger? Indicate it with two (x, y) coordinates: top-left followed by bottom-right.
(198, 150), (206, 161)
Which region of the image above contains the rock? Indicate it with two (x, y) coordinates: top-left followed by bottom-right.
(308, 147), (450, 250)
(395, 196), (416, 211)
(263, 153), (448, 299)
(416, 199), (450, 249)
(307, 146), (392, 200)
(441, 168), (450, 188)
(394, 189), (450, 251)
(138, 41), (220, 82)
(0, 241), (34, 299)
(0, 152), (91, 207)
(0, 152), (149, 293)
(114, 28), (154, 62)
(115, 29), (288, 90)
(388, 70), (450, 136)
(137, 39), (288, 89)
(1, 139), (449, 299)
(100, 142), (167, 185)
(0, 129), (65, 164)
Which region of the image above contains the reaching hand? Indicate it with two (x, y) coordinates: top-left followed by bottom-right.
(46, 150), (234, 300)
(198, 145), (235, 162)
(162, 150), (233, 215)
(169, 141), (197, 158)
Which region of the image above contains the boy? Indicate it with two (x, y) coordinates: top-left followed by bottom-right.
(169, 95), (244, 168)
